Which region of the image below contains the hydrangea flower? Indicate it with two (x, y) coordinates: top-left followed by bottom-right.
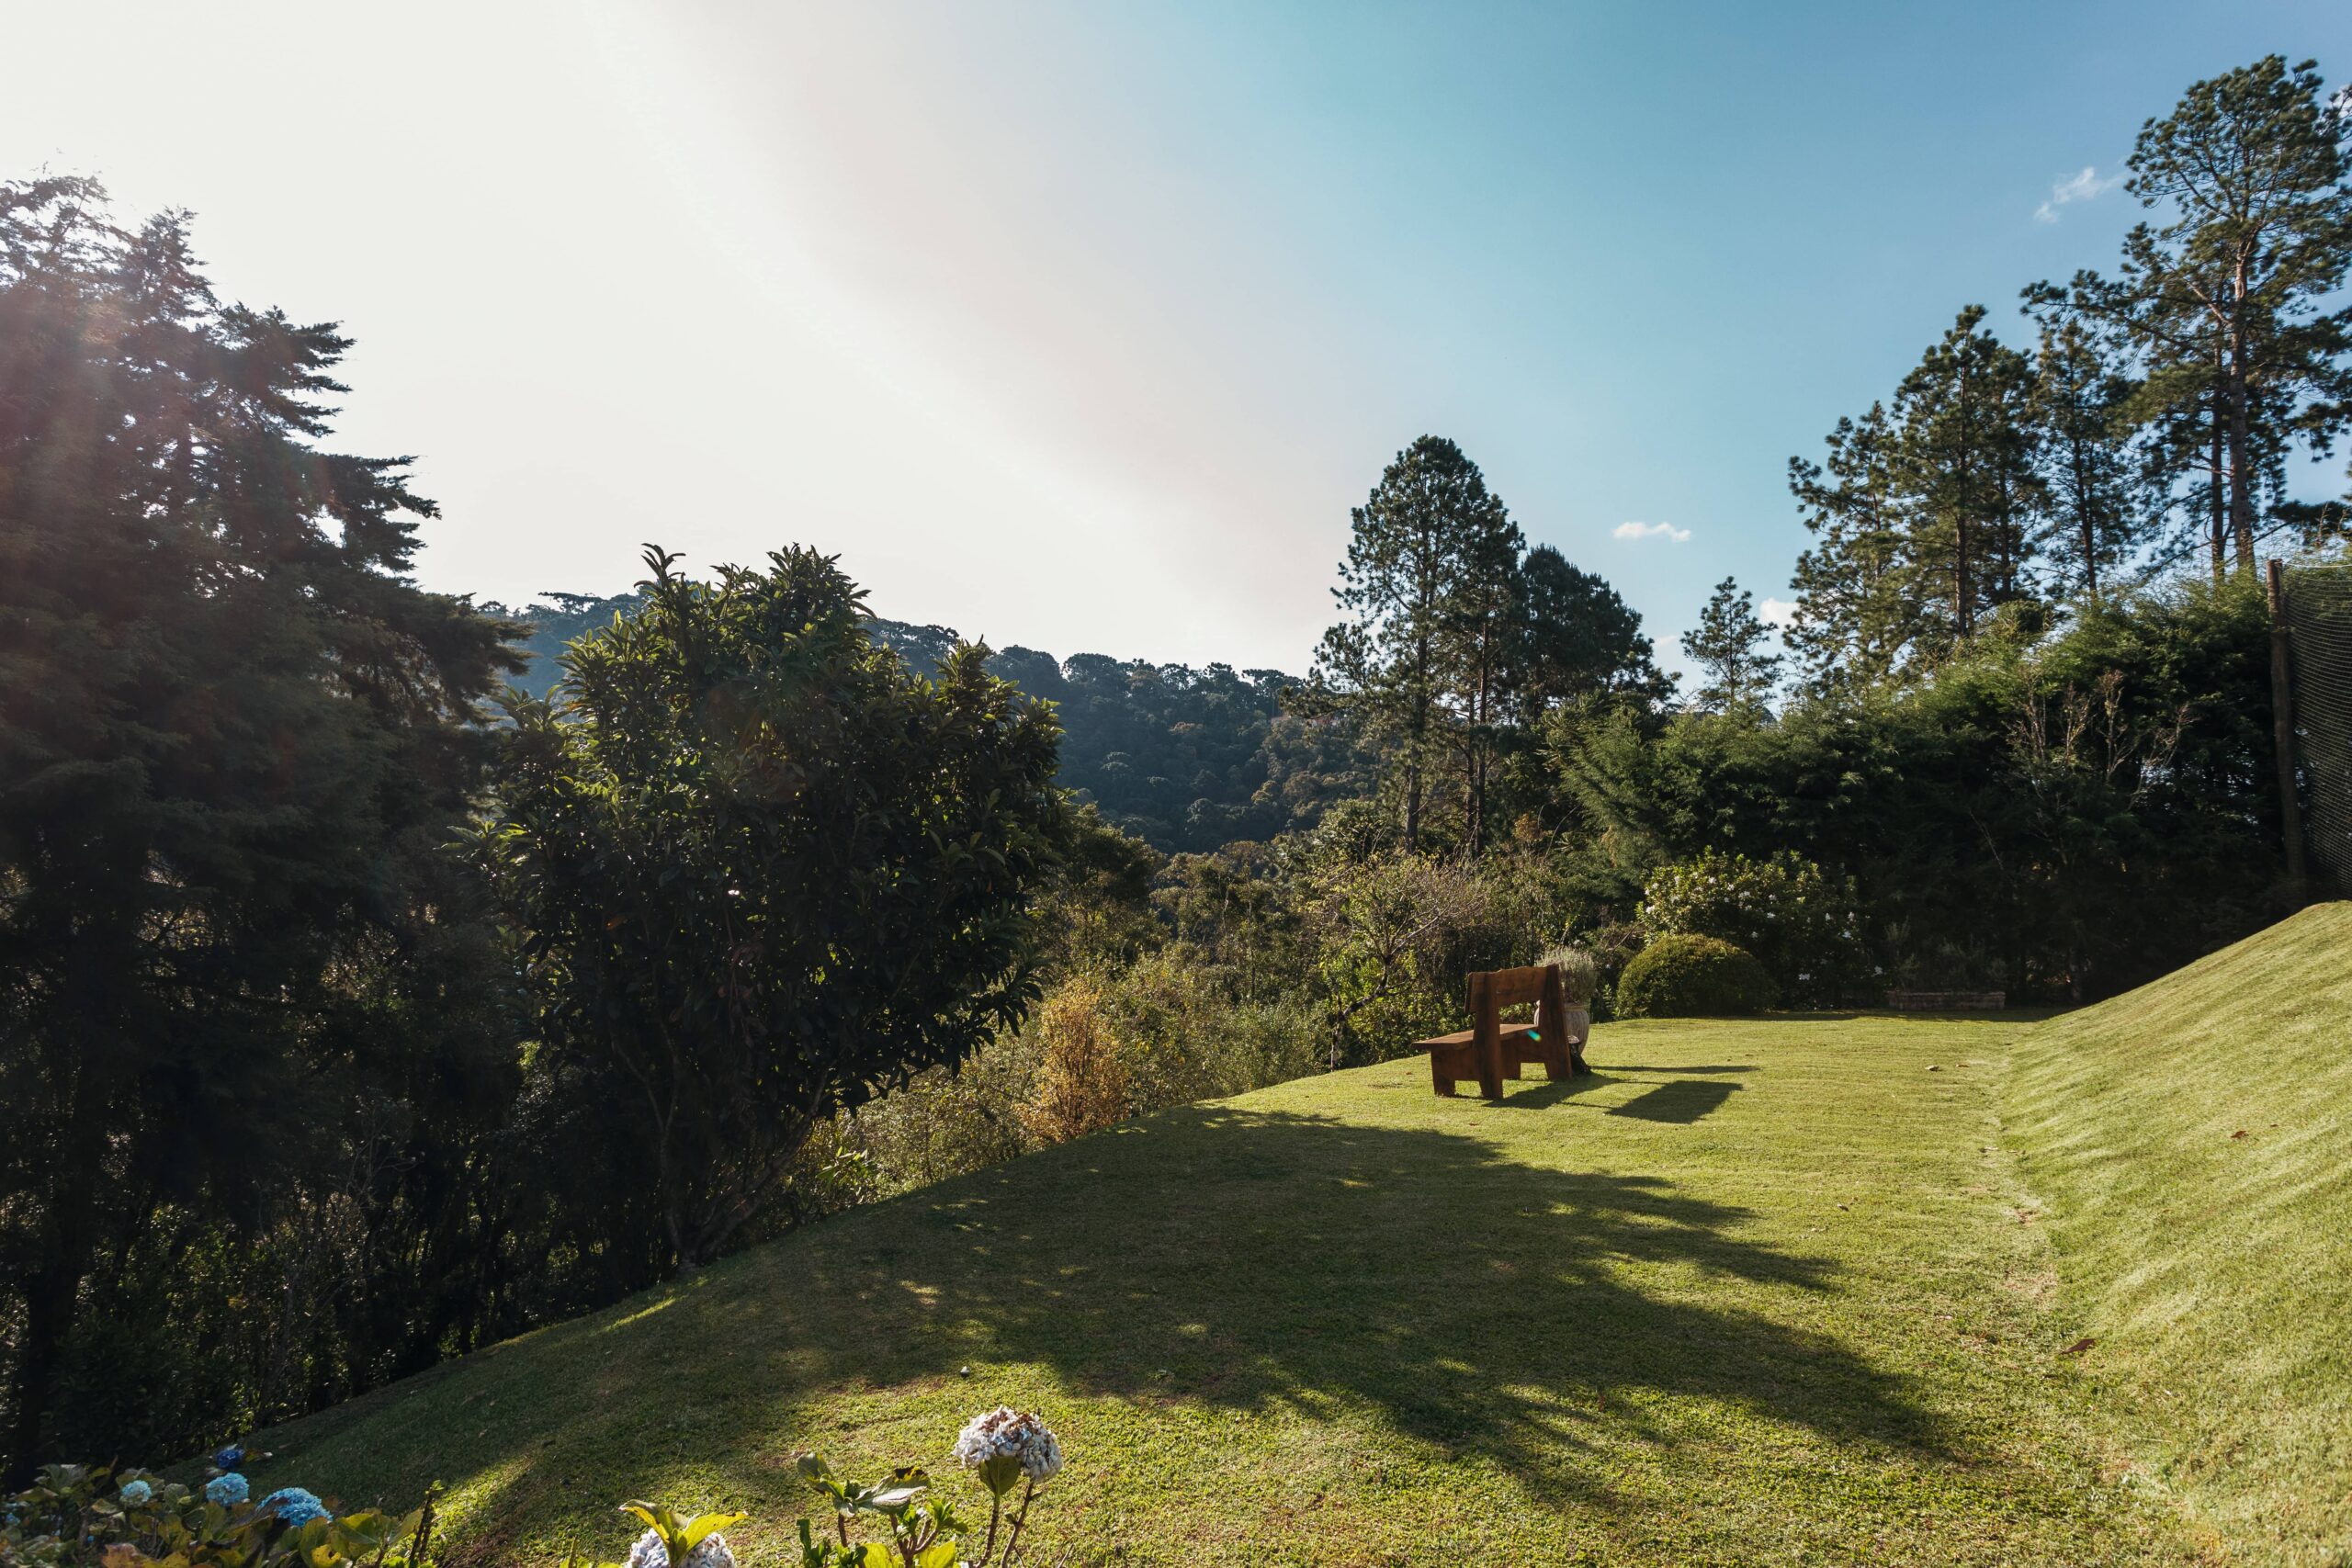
(212, 1446), (243, 1470)
(624, 1528), (736, 1568)
(260, 1487), (329, 1527)
(119, 1480), (153, 1506)
(951, 1406), (1064, 1486)
(205, 1472), (249, 1506)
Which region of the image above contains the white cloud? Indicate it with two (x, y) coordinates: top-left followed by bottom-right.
(1613, 520), (1690, 544)
(1758, 596), (1800, 628)
(2035, 164), (2124, 223)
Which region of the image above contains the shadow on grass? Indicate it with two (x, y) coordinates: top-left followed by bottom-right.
(1600, 1064), (1760, 1075)
(310, 1106), (1956, 1552)
(804, 1108), (1941, 1503)
(1485, 1072), (1614, 1110)
(1607, 1079), (1741, 1123)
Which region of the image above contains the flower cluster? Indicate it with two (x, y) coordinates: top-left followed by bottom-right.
(626, 1526), (738, 1568)
(951, 1406), (1064, 1485)
(259, 1487), (329, 1527)
(5, 1458), (421, 1568)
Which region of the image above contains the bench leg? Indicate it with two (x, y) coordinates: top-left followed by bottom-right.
(1430, 1054), (1455, 1096)
(1476, 1036), (1505, 1100)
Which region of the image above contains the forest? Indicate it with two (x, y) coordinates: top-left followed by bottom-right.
(1, 53), (2347, 1492)
(500, 593), (1368, 854)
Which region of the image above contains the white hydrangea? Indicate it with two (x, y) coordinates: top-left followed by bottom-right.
(951, 1406), (1065, 1483)
(626, 1529), (736, 1568)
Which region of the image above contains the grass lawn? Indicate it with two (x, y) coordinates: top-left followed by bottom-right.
(260, 1010), (2196, 1566)
(2008, 901), (2352, 1565)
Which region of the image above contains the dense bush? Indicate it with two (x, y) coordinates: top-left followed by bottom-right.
(1616, 935), (1779, 1018)
(1640, 849), (1865, 1005)
(1556, 576), (2294, 1003)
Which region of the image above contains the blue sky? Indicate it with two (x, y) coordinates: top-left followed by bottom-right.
(7, 2), (2350, 677)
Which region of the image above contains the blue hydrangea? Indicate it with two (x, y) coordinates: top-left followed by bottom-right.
(212, 1446), (243, 1470)
(205, 1472), (249, 1506)
(260, 1488), (329, 1527)
(119, 1480), (153, 1506)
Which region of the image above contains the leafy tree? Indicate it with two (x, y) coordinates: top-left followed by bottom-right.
(2029, 56), (2352, 574)
(0, 178), (522, 1477)
(481, 547), (1063, 1267)
(1680, 578), (1783, 710)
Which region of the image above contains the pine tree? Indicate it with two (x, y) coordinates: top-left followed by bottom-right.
(1893, 307), (2041, 652)
(1680, 577), (1783, 711)
(2026, 316), (2145, 602)
(1786, 403), (1917, 690)
(2029, 57), (2352, 575)
(0, 178), (523, 1478)
(1511, 545), (1668, 712)
(1442, 488), (1524, 857)
(1311, 435), (1514, 852)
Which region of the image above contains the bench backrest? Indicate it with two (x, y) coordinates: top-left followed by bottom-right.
(1470, 963), (1553, 1014)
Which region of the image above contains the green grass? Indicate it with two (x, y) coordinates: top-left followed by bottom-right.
(2007, 900), (2352, 1566)
(258, 1010), (2199, 1566)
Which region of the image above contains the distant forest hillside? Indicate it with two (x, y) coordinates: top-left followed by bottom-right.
(490, 592), (1367, 853)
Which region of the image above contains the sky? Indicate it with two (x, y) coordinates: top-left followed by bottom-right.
(8, 1), (2351, 678)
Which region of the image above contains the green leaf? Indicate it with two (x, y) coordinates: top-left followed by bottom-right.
(679, 1511), (747, 1551)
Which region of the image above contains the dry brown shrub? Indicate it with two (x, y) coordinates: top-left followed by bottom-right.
(1019, 975), (1132, 1145)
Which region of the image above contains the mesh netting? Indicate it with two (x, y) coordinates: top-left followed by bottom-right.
(2286, 561), (2352, 896)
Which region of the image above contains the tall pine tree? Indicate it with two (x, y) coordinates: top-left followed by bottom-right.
(1680, 577), (1784, 711)
(2030, 57), (2352, 575)
(2026, 315), (2145, 602)
(1312, 435), (1513, 852)
(0, 178), (522, 1477)
(1787, 403), (1916, 690)
(1894, 306), (2042, 651)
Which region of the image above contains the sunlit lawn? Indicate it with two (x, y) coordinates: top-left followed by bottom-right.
(2007, 901), (2352, 1564)
(264, 1014), (2188, 1566)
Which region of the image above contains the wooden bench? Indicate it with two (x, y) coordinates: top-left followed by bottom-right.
(1418, 963), (1591, 1098)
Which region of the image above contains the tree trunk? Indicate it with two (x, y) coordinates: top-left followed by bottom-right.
(2226, 265), (2256, 573)
(2074, 437), (2098, 603)
(2209, 385), (2228, 586)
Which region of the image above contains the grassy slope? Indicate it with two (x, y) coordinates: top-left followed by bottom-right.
(2007, 900), (2352, 1565)
(260, 1015), (2182, 1566)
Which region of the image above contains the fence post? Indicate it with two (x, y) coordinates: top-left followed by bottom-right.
(2268, 558), (2308, 893)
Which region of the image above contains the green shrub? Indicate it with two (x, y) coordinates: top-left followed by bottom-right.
(1616, 933), (1779, 1018)
(1639, 849), (1864, 1005)
(1107, 952), (1325, 1103)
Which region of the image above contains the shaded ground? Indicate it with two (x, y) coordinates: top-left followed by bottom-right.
(264, 1015), (2187, 1565)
